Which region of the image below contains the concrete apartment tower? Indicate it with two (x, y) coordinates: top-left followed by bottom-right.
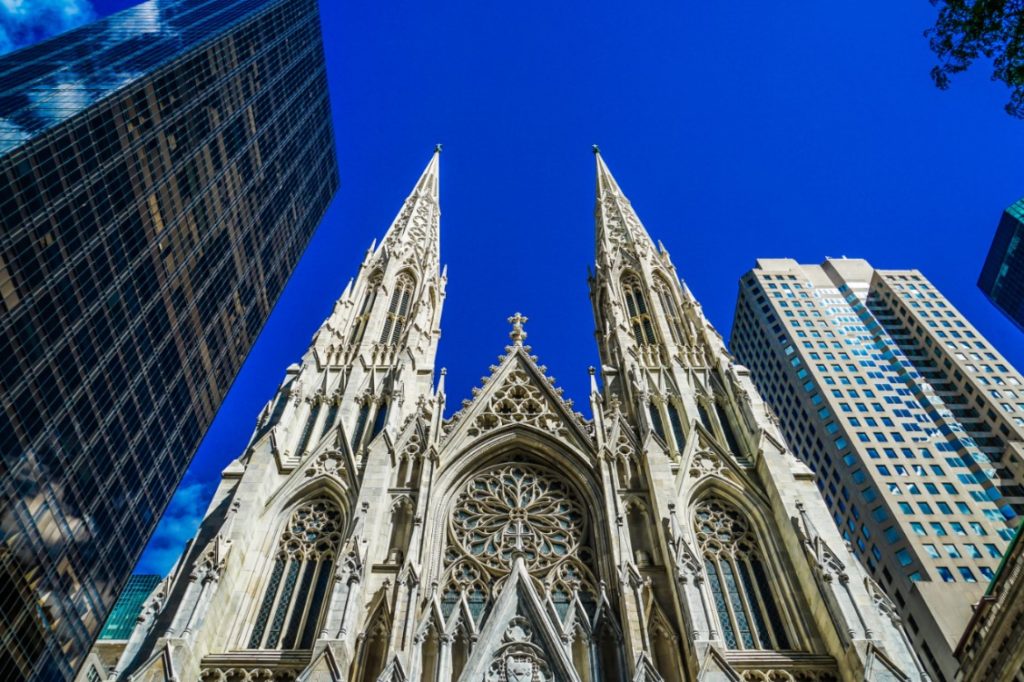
(730, 257), (1024, 680)
(0, 0), (338, 677)
(86, 152), (925, 682)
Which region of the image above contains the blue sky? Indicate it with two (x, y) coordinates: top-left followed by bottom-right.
(9, 0), (1024, 576)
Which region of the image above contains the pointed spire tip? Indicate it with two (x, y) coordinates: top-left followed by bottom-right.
(434, 143), (442, 154)
(592, 144), (600, 155)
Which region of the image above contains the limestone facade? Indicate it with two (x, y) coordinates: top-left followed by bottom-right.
(82, 150), (927, 682)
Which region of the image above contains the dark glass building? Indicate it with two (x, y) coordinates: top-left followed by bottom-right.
(0, 0), (339, 677)
(979, 199), (1024, 333)
(97, 575), (161, 641)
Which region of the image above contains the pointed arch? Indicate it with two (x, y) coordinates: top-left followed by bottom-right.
(386, 495), (414, 565)
(712, 397), (743, 457)
(666, 399), (686, 454)
(621, 272), (658, 346)
(691, 495), (791, 651)
(350, 271), (382, 345)
(653, 273), (686, 345)
(354, 595), (391, 682)
(380, 271), (416, 345)
(427, 431), (621, 682)
(351, 399), (371, 453)
(246, 497), (344, 650)
(647, 604), (683, 682)
(624, 496), (658, 568)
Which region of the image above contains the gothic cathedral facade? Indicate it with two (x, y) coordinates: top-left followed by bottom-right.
(91, 151), (929, 682)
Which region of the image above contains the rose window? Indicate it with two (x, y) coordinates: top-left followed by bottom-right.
(450, 464), (585, 573)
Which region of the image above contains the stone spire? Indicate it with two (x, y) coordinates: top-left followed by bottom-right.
(378, 146), (441, 272)
(594, 148), (657, 262)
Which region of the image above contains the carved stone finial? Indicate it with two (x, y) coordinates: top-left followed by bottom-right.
(434, 143), (443, 153)
(508, 312), (528, 346)
(592, 144), (600, 154)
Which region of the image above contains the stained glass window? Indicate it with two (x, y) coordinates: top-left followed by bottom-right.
(694, 497), (789, 650)
(248, 499), (344, 650)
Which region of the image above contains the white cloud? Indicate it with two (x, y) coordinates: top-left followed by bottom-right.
(0, 0), (97, 55)
(134, 480), (212, 576)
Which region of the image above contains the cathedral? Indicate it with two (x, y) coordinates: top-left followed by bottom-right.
(87, 150), (929, 682)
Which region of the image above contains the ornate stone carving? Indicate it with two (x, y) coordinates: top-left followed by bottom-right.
(688, 448), (723, 479)
(199, 668), (298, 681)
(304, 449), (347, 480)
(484, 617), (554, 682)
(450, 465), (584, 573)
(739, 671), (838, 682)
(279, 499), (344, 560)
(466, 367), (571, 440)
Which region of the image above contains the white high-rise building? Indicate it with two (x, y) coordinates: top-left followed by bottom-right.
(83, 152), (924, 682)
(731, 257), (1024, 680)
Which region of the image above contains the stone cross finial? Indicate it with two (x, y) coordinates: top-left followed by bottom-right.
(508, 312), (528, 346)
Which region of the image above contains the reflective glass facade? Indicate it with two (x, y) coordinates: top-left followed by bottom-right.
(978, 199), (1024, 333)
(97, 574), (161, 640)
(0, 0), (339, 677)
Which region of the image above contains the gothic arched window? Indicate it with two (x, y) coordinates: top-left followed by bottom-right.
(248, 499), (344, 650)
(380, 273), (414, 345)
(693, 498), (789, 651)
(654, 276), (685, 345)
(714, 400), (743, 456)
(649, 401), (666, 442)
(350, 402), (369, 453)
(667, 401), (686, 453)
(622, 275), (657, 346)
(294, 400), (322, 456)
(432, 461), (621, 682)
(371, 400), (388, 439)
(350, 274), (381, 345)
(442, 463), (598, 623)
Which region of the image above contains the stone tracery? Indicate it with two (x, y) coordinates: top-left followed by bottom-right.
(441, 463), (598, 628)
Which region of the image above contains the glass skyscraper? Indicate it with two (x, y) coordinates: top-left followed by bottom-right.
(979, 199), (1024, 333)
(0, 0), (339, 678)
(97, 575), (161, 641)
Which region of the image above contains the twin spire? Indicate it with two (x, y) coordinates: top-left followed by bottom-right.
(385, 145), (656, 264)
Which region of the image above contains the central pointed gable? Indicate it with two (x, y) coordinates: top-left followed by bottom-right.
(456, 559), (583, 682)
(440, 332), (594, 455)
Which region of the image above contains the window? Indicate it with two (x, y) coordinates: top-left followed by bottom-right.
(667, 402), (685, 452)
(351, 402), (370, 452)
(623, 275), (657, 345)
(294, 401), (322, 456)
(958, 567), (977, 583)
(895, 549), (912, 566)
(248, 499), (343, 649)
(694, 498), (789, 650)
(943, 544), (961, 558)
(655, 276), (685, 344)
(937, 567), (955, 582)
(649, 401), (666, 442)
(910, 522), (926, 536)
(380, 273), (414, 345)
(349, 274), (380, 344)
(923, 544), (939, 559)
